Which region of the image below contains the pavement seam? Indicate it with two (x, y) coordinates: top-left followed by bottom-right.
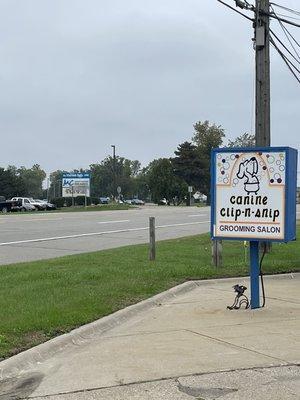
(184, 329), (289, 364)
(0, 280), (199, 379)
(25, 363), (300, 399)
(1, 274), (298, 379)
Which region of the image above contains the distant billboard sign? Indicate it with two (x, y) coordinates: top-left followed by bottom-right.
(62, 173), (90, 197)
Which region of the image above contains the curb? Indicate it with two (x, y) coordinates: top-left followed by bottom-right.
(0, 272), (298, 380)
(0, 280), (199, 380)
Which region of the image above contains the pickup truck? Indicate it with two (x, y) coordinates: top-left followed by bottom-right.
(0, 197), (21, 213)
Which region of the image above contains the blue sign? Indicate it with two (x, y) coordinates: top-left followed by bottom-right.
(62, 173), (90, 179)
(211, 147), (297, 243)
(62, 172), (91, 197)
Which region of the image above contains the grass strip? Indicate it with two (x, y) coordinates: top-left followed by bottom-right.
(0, 228), (299, 359)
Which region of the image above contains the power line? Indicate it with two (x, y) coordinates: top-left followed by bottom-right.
(270, 28), (300, 65)
(270, 2), (300, 17)
(270, 36), (300, 84)
(261, 10), (300, 28)
(216, 0), (254, 21)
(270, 5), (300, 63)
(270, 33), (300, 74)
(275, 12), (300, 21)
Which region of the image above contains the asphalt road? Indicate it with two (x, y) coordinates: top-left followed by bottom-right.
(0, 206), (211, 265)
(1, 204), (299, 266)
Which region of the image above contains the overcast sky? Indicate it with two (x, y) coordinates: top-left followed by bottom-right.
(0, 0), (299, 179)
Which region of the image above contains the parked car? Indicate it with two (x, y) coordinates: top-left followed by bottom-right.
(0, 197), (21, 213)
(158, 198), (170, 205)
(45, 201), (57, 210)
(124, 199), (132, 205)
(131, 199), (145, 205)
(99, 197), (109, 204)
(31, 199), (47, 211)
(11, 197), (36, 211)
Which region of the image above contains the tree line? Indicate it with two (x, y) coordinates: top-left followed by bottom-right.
(0, 121), (254, 203)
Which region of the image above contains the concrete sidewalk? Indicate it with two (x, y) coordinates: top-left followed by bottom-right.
(0, 274), (299, 399)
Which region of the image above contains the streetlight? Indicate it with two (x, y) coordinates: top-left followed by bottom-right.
(111, 145), (116, 200)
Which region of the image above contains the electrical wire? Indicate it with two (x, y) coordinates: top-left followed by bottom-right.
(270, 36), (300, 74)
(270, 28), (300, 65)
(270, 2), (300, 17)
(275, 13), (300, 22)
(270, 36), (300, 84)
(216, 0), (254, 21)
(259, 243), (267, 308)
(270, 5), (300, 62)
(261, 10), (300, 28)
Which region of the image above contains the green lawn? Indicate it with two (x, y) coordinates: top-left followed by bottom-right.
(0, 228), (299, 360)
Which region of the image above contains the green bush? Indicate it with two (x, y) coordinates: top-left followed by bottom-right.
(50, 197), (64, 208)
(90, 197), (99, 205)
(75, 196), (87, 206)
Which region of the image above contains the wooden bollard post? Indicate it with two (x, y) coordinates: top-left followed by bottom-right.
(149, 217), (156, 261)
(212, 239), (222, 267)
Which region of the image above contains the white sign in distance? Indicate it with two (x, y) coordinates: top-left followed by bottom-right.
(117, 186), (122, 194)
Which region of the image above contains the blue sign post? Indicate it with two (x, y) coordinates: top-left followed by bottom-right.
(211, 147), (297, 309)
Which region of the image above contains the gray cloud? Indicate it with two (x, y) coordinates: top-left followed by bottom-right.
(0, 0), (299, 180)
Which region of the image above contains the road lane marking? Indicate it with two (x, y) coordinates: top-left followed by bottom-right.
(97, 220), (130, 224)
(0, 221), (210, 246)
(0, 218), (63, 222)
(188, 214), (205, 217)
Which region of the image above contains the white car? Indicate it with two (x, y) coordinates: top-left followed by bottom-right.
(11, 197), (36, 212)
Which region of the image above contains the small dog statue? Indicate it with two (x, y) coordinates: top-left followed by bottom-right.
(227, 284), (250, 310)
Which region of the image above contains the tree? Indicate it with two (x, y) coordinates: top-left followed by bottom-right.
(0, 167), (26, 198)
(90, 157), (141, 199)
(18, 164), (46, 198)
(171, 141), (206, 190)
(227, 133), (255, 148)
(192, 121), (225, 202)
(49, 170), (65, 199)
(146, 158), (187, 203)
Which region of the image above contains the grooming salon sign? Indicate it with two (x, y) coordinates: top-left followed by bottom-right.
(211, 147), (297, 242)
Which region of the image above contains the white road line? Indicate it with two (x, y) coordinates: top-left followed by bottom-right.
(0, 221), (210, 246)
(97, 220), (130, 224)
(20, 218), (63, 222)
(0, 218), (63, 222)
(188, 214), (205, 217)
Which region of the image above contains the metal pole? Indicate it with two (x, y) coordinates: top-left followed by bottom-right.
(149, 217), (156, 261)
(255, 0), (270, 147)
(250, 241), (260, 309)
(111, 144), (116, 201)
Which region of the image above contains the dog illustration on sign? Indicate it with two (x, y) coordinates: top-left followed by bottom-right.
(237, 157), (260, 194)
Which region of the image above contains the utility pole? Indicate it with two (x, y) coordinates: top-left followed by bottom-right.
(255, 0), (270, 147)
(254, 1), (272, 253)
(111, 144), (116, 200)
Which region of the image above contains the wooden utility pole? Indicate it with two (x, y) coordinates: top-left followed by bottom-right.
(255, 1), (271, 253)
(212, 239), (222, 267)
(255, 0), (270, 147)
